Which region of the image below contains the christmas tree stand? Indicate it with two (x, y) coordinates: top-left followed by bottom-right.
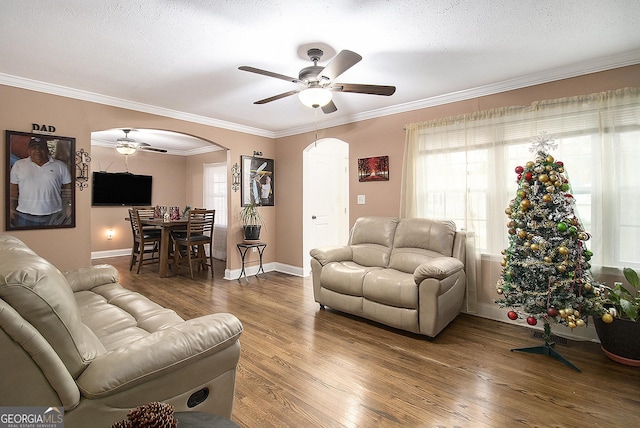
(511, 322), (581, 372)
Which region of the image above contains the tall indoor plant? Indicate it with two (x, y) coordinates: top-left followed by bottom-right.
(594, 267), (640, 366)
(240, 202), (264, 241)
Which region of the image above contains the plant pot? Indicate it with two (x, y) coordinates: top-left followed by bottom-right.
(593, 316), (640, 366)
(243, 225), (261, 241)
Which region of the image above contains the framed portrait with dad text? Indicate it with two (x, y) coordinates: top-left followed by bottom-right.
(5, 130), (76, 230)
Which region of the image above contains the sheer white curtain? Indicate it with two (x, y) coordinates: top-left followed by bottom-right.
(204, 162), (228, 260)
(402, 87), (640, 311)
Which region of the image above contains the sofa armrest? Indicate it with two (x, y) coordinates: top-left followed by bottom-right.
(310, 246), (353, 266)
(76, 313), (242, 398)
(414, 257), (464, 283)
(64, 265), (119, 292)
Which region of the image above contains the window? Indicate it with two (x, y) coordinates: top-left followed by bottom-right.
(203, 163), (227, 227)
(404, 88), (640, 271)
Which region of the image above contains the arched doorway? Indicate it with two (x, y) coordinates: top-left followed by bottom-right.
(89, 128), (230, 265)
(302, 138), (349, 276)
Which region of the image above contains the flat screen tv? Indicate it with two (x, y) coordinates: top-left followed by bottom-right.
(92, 172), (152, 206)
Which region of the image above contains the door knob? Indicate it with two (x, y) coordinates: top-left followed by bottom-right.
(311, 215), (317, 219)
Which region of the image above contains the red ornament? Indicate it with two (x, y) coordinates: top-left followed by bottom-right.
(507, 310), (518, 320)
(515, 166), (524, 174)
(547, 307), (559, 317)
(526, 316), (537, 326)
(556, 161), (564, 167)
(525, 172), (533, 181)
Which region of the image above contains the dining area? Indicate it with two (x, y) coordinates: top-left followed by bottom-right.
(128, 206), (215, 279)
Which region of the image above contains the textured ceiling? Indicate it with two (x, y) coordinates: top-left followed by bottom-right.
(1, 0), (640, 145)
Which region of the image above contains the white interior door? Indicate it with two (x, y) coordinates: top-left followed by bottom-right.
(303, 139), (349, 275)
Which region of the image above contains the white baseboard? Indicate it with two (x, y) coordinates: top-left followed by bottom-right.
(92, 248), (131, 259)
(469, 302), (600, 343)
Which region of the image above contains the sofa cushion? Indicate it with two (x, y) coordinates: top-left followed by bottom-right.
(320, 261), (383, 296)
(349, 217), (398, 267)
(0, 236), (104, 378)
(389, 218), (457, 273)
(75, 283), (184, 351)
(362, 269), (418, 309)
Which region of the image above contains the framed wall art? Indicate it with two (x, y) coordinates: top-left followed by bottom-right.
(241, 155), (274, 207)
(358, 155), (389, 182)
(5, 130), (76, 230)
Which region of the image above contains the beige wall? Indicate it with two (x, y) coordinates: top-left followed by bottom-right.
(273, 65), (640, 333)
(274, 64), (640, 269)
(90, 146), (230, 254)
(0, 85), (273, 271)
(90, 146), (188, 253)
(2, 64), (639, 291)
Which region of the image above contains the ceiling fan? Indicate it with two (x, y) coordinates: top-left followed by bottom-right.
(239, 48), (396, 113)
(115, 129), (167, 155)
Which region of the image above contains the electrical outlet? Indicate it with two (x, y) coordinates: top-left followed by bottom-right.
(252, 247), (257, 252)
(357, 194), (366, 204)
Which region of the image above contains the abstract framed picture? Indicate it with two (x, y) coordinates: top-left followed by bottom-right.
(358, 155), (389, 182)
(5, 130), (76, 230)
(241, 155), (274, 207)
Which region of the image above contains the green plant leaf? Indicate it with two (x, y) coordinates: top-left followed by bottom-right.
(619, 298), (638, 321)
(623, 267), (639, 288)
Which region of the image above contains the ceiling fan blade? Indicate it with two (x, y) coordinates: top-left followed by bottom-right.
(331, 83), (396, 96)
(254, 90), (299, 104)
(319, 50), (362, 81)
(239, 66), (300, 83)
(321, 100), (337, 114)
(140, 147), (168, 153)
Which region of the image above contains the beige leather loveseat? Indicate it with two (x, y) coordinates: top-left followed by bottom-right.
(0, 235), (242, 427)
(310, 217), (466, 338)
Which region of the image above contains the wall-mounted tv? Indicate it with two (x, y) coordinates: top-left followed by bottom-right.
(92, 172), (152, 206)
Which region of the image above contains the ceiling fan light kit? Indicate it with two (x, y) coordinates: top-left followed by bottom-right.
(298, 87), (332, 108)
(239, 48), (395, 113)
(113, 129), (167, 155)
(115, 144), (137, 156)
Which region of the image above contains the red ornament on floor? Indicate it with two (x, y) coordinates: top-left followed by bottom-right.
(507, 310), (518, 320)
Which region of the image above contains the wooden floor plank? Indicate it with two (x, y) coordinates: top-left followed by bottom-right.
(95, 257), (640, 427)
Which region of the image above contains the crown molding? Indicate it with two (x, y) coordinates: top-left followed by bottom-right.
(0, 73), (275, 138)
(3, 49), (639, 140)
(274, 49), (640, 138)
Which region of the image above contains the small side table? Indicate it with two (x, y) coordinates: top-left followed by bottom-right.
(236, 242), (267, 281)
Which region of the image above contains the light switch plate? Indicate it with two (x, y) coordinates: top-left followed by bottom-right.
(357, 195), (365, 204)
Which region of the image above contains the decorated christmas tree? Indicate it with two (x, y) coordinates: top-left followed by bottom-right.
(495, 133), (605, 371)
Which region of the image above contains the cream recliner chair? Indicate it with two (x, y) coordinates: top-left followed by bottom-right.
(310, 216), (466, 338)
(0, 235), (242, 427)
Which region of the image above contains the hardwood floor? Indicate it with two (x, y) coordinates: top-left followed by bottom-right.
(96, 256), (640, 427)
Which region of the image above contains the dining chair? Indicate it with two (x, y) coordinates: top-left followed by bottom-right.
(133, 206), (160, 232)
(128, 208), (162, 274)
(171, 209), (215, 279)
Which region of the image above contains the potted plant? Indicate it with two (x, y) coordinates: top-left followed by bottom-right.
(593, 267), (640, 366)
(240, 202), (264, 241)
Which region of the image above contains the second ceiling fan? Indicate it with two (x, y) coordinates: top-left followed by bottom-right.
(239, 48), (396, 113)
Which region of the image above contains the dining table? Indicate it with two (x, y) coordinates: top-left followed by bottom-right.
(140, 217), (189, 277)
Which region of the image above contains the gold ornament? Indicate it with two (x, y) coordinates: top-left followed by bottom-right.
(546, 155), (554, 163)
